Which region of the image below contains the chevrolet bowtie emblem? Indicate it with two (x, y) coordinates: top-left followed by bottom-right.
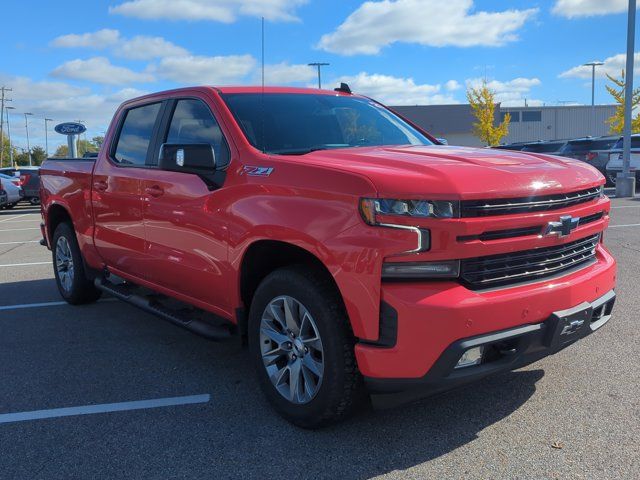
(544, 215), (580, 237)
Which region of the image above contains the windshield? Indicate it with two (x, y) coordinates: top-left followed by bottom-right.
(221, 93), (433, 154)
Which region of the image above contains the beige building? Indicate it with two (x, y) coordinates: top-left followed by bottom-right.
(390, 104), (617, 147)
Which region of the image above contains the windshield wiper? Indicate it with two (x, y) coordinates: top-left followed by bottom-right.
(268, 144), (351, 155)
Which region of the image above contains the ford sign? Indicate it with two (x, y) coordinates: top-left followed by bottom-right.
(54, 122), (86, 135)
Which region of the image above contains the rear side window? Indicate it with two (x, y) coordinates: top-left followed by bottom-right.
(612, 137), (640, 149)
(113, 103), (161, 166)
(165, 99), (229, 167)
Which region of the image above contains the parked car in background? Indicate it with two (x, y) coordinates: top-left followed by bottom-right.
(520, 140), (567, 154)
(492, 142), (529, 151)
(0, 166), (41, 204)
(0, 173), (24, 209)
(606, 134), (640, 184)
(557, 136), (619, 179)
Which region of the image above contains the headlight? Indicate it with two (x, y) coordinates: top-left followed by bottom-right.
(360, 198), (458, 225)
(382, 260), (460, 279)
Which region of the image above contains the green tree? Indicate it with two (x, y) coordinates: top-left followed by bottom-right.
(53, 144), (68, 157)
(15, 150), (30, 166)
(0, 136), (11, 168)
(92, 136), (105, 149)
(30, 146), (47, 165)
(467, 81), (510, 146)
(53, 138), (99, 158)
(605, 69), (640, 134)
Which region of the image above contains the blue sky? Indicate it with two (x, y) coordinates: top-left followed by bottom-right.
(1, 0), (638, 152)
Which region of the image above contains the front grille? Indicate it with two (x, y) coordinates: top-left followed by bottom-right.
(461, 187), (601, 217)
(460, 234), (600, 289)
(457, 211), (605, 243)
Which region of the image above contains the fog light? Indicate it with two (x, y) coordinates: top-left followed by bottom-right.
(455, 346), (484, 369)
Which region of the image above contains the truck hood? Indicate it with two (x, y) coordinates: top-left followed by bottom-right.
(300, 145), (604, 199)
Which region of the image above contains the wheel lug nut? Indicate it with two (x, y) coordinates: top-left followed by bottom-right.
(292, 354), (297, 360)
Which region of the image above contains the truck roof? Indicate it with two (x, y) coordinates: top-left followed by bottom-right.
(121, 85), (358, 106)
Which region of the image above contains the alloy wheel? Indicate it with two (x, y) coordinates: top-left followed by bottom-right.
(259, 295), (324, 404)
(55, 236), (74, 293)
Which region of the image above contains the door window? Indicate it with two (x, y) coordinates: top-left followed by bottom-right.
(166, 99), (230, 167)
(113, 103), (161, 166)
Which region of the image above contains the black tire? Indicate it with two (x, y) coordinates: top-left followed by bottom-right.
(248, 265), (364, 428)
(52, 222), (102, 305)
(29, 197), (40, 206)
(5, 203), (15, 209)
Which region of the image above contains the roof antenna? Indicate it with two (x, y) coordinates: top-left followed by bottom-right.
(261, 16), (265, 154)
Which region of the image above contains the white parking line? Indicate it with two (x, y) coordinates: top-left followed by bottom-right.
(609, 223), (640, 228)
(0, 219), (42, 223)
(0, 298), (116, 311)
(0, 394), (211, 424)
(0, 214), (31, 223)
(0, 240), (40, 245)
(0, 227), (40, 232)
(0, 261), (49, 267)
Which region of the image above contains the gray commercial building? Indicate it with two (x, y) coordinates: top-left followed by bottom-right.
(391, 104), (617, 147)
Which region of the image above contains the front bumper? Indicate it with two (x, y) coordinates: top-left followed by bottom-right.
(365, 289), (615, 401)
(356, 244), (617, 384)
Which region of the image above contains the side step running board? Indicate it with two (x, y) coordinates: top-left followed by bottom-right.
(94, 277), (232, 341)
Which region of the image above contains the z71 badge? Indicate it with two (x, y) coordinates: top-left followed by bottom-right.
(241, 166), (274, 176)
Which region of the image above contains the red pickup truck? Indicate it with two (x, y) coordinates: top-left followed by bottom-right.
(40, 86), (616, 428)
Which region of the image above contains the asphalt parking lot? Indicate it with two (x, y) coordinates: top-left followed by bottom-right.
(0, 195), (638, 480)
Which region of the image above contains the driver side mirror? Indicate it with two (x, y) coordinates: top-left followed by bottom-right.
(158, 143), (216, 174)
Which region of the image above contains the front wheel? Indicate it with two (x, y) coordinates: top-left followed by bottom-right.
(248, 266), (364, 428)
(52, 222), (102, 305)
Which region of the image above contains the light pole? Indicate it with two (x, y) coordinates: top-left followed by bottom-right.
(24, 112), (33, 166)
(5, 106), (15, 167)
(617, 0), (637, 197)
(584, 62), (604, 136)
(308, 62), (330, 89)
(44, 118), (53, 156)
(584, 62), (604, 106)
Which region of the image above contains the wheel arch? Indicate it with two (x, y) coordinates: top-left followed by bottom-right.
(238, 240), (350, 337)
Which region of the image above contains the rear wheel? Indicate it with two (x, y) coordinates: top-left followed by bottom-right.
(5, 203), (15, 209)
(29, 197), (40, 205)
(52, 222), (101, 305)
(248, 266), (364, 428)
(607, 171), (617, 185)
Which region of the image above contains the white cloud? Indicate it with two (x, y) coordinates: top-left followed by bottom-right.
(51, 29), (121, 48)
(560, 53), (640, 79)
(318, 0), (538, 55)
(51, 57), (155, 85)
(552, 0), (629, 18)
(0, 73), (145, 151)
(333, 72), (459, 105)
(51, 29), (190, 61)
(262, 62), (316, 84)
(114, 36), (189, 60)
(466, 77), (542, 107)
(110, 0), (307, 23)
(153, 54), (256, 84)
(445, 80), (461, 91)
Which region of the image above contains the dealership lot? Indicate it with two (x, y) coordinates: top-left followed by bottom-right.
(0, 197), (638, 480)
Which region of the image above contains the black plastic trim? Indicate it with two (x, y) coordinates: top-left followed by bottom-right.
(365, 290), (615, 405)
(359, 301), (398, 348)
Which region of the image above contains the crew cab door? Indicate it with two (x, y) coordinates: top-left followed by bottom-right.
(92, 101), (163, 276)
(140, 97), (233, 316)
